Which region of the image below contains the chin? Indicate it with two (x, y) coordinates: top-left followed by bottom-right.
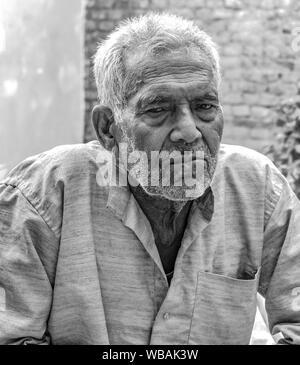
(140, 184), (207, 201)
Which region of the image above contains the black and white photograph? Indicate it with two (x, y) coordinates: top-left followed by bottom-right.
(0, 0), (300, 352)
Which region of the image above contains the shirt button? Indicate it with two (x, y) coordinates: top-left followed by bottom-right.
(163, 312), (170, 320)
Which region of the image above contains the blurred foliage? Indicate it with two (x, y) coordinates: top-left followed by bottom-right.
(264, 98), (300, 199)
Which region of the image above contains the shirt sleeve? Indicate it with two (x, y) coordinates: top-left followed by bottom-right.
(259, 173), (300, 345)
(0, 183), (58, 345)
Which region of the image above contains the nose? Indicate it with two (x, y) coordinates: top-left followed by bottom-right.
(169, 106), (202, 144)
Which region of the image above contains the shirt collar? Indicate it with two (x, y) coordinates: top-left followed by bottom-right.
(194, 186), (214, 222)
(106, 176), (215, 223)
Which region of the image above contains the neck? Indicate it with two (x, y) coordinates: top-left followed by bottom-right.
(130, 185), (191, 236)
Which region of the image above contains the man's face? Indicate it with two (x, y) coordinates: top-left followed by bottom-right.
(114, 49), (224, 201)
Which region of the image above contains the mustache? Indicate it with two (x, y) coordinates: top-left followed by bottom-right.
(162, 142), (210, 155)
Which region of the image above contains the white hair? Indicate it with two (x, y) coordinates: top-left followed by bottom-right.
(93, 12), (220, 117)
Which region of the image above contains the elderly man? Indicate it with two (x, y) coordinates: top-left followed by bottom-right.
(0, 13), (299, 345)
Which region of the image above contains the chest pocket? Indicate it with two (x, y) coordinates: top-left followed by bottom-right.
(188, 269), (260, 345)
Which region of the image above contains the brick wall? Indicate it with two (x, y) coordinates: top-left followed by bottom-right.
(84, 0), (300, 152)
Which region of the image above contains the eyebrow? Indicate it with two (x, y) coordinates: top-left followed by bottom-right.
(136, 91), (218, 109)
(136, 95), (173, 110)
(195, 92), (219, 102)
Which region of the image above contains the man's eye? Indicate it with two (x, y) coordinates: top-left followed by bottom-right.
(145, 107), (165, 114)
(196, 104), (214, 110)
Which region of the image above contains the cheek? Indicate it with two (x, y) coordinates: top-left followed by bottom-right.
(214, 109), (224, 138)
(132, 123), (169, 154)
(200, 111), (224, 155)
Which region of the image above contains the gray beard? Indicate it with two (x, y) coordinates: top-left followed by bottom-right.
(116, 125), (218, 201)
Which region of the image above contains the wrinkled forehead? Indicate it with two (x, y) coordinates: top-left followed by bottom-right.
(123, 48), (216, 101)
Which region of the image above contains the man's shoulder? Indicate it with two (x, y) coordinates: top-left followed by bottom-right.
(1, 141), (108, 237)
(215, 143), (287, 198)
(2, 140), (104, 188)
(218, 143), (271, 167)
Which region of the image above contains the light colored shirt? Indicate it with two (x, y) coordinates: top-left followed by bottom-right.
(0, 141), (300, 345)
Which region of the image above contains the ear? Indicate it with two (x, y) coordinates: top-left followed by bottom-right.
(92, 105), (116, 151)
